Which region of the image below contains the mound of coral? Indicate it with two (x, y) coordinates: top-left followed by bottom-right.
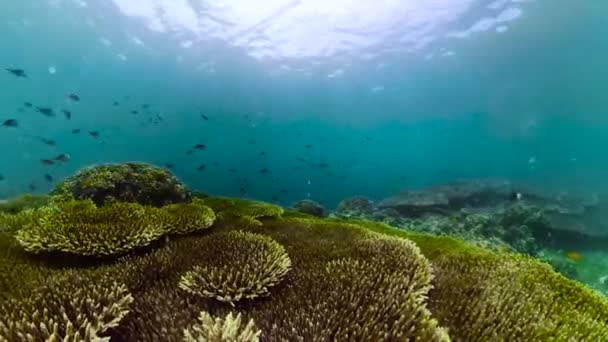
(51, 162), (191, 207)
(1, 165), (607, 341)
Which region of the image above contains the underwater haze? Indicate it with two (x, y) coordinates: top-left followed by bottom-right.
(1, 0), (608, 207)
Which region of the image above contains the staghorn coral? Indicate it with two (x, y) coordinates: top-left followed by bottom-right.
(198, 197), (283, 220)
(0, 273), (132, 342)
(51, 162), (191, 207)
(183, 311), (261, 342)
(14, 199), (168, 256)
(162, 200), (216, 235)
(179, 231), (291, 305)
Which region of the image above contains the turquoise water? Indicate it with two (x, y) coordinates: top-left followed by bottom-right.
(1, 0), (608, 207)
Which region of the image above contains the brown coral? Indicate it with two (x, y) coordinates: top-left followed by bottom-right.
(178, 230), (291, 305)
(0, 274), (132, 342)
(14, 199), (168, 256)
(183, 311), (261, 342)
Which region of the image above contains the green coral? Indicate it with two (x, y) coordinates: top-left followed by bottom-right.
(198, 197), (284, 220)
(0, 194), (49, 215)
(179, 231), (292, 305)
(14, 199), (168, 256)
(162, 200), (216, 235)
(51, 162), (191, 207)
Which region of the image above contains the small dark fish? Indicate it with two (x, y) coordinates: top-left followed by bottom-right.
(44, 174), (53, 182)
(72, 129), (81, 134)
(28, 182), (37, 191)
(141, 104), (149, 109)
(316, 162), (329, 168)
(41, 159), (54, 166)
(40, 138), (55, 146)
(54, 153), (70, 163)
(305, 145), (312, 149)
(365, 136), (372, 141)
(228, 168), (237, 173)
(186, 150), (194, 155)
(197, 164), (206, 171)
(131, 110), (138, 114)
(259, 151), (266, 156)
(36, 107), (55, 116)
(239, 187), (247, 194)
(248, 140), (255, 145)
(0, 174), (4, 181)
(1, 119), (18, 127)
(201, 114), (209, 121)
(6, 68), (27, 77)
(24, 102), (33, 107)
(88, 131), (99, 139)
(280, 189), (289, 195)
(296, 157), (308, 163)
(62, 110), (72, 119)
(67, 93), (80, 102)
(260, 168), (268, 174)
(165, 163), (174, 169)
(113, 101), (119, 106)
(193, 144), (206, 150)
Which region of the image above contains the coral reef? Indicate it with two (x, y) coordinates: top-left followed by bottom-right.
(183, 311), (260, 342)
(179, 231), (292, 305)
(290, 199), (326, 217)
(51, 162), (191, 207)
(1, 182), (607, 341)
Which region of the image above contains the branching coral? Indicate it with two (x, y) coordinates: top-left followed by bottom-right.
(51, 162), (191, 207)
(428, 253), (608, 341)
(0, 274), (133, 342)
(14, 199), (168, 256)
(183, 311), (261, 342)
(162, 201), (216, 235)
(179, 230), (291, 305)
(2, 191), (607, 342)
(257, 235), (449, 341)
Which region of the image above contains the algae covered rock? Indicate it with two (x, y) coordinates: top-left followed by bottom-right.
(51, 162), (191, 207)
(335, 195), (375, 218)
(291, 199), (326, 217)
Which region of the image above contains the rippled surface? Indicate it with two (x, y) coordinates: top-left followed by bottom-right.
(111, 0), (531, 60)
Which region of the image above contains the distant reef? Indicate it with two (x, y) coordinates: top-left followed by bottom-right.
(1, 163), (607, 341)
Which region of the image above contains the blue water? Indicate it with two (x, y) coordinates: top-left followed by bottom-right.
(1, 0), (608, 208)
